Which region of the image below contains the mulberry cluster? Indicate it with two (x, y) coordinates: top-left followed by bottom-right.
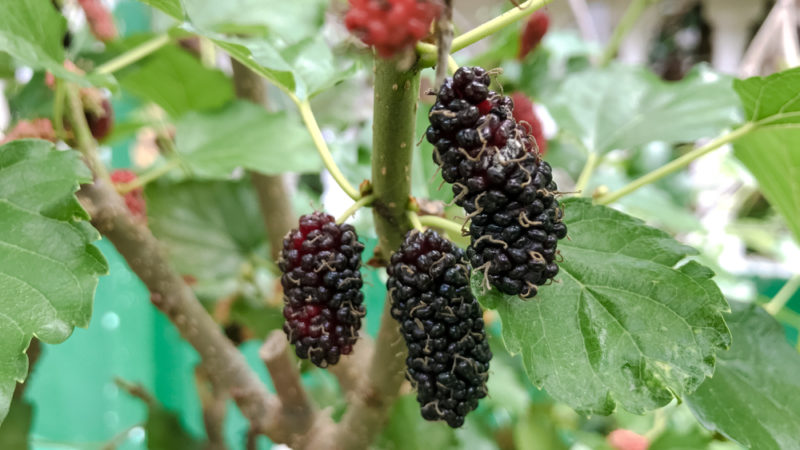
(388, 230), (491, 428)
(344, 0), (441, 58)
(425, 66), (567, 299)
(279, 212), (366, 367)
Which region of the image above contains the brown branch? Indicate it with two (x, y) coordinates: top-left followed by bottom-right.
(195, 364), (228, 450)
(77, 179), (300, 442)
(259, 331), (314, 433)
(328, 335), (374, 395)
(231, 59), (296, 260)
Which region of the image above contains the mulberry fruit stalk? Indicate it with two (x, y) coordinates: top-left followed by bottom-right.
(425, 66), (567, 299)
(388, 229), (491, 428)
(279, 212), (366, 367)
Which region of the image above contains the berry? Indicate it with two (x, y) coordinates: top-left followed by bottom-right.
(388, 229), (491, 428)
(279, 212), (366, 367)
(77, 0), (118, 42)
(85, 97), (114, 141)
(425, 67), (567, 299)
(1, 119), (56, 144)
(345, 0), (441, 58)
(510, 92), (547, 155)
(110, 170), (147, 221)
(518, 11), (549, 59)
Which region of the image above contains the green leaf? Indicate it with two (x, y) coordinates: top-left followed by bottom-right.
(171, 0), (353, 99)
(0, 140), (108, 424)
(136, 0), (184, 20)
(734, 66), (800, 125)
(375, 394), (459, 450)
(544, 64), (740, 155)
(174, 101), (321, 177)
(0, 0), (113, 87)
(475, 198), (730, 415)
(686, 302), (800, 450)
(732, 68), (800, 244)
(118, 46), (234, 117)
(146, 179), (266, 301)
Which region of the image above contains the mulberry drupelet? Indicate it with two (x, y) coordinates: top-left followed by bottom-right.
(388, 229), (491, 428)
(278, 212), (366, 368)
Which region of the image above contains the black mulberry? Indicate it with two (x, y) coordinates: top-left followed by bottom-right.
(388, 229), (491, 428)
(279, 212), (366, 367)
(425, 66), (567, 299)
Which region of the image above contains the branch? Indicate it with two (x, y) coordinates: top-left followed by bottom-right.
(331, 59), (422, 450)
(195, 364), (228, 450)
(328, 336), (374, 395)
(259, 331), (314, 431)
(78, 179), (294, 440)
(231, 60), (297, 260)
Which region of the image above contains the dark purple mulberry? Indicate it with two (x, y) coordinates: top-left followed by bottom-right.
(388, 229), (491, 428)
(278, 212), (366, 367)
(425, 66), (567, 299)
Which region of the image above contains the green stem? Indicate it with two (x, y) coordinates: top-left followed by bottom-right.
(117, 159), (181, 194)
(417, 215), (464, 236)
(65, 84), (108, 182)
(451, 0), (554, 53)
(596, 123), (757, 205)
(95, 33), (171, 75)
(53, 78), (66, 141)
(599, 0), (657, 66)
(294, 98), (360, 200)
(764, 274), (800, 316)
(336, 194), (376, 224)
(335, 59), (421, 450)
(408, 211), (425, 231)
(574, 151), (600, 195)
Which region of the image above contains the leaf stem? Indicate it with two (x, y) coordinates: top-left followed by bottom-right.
(598, 0), (657, 66)
(764, 274), (800, 316)
(95, 33), (171, 75)
(294, 98), (360, 200)
(408, 211), (425, 232)
(116, 159), (181, 194)
(447, 55), (460, 74)
(596, 122), (757, 205)
(417, 215), (464, 236)
(450, 0), (554, 53)
(574, 151), (600, 195)
(336, 194), (376, 224)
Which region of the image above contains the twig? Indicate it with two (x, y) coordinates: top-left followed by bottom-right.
(65, 84), (108, 182)
(740, 0), (785, 77)
(779, 0), (800, 68)
(195, 365), (228, 450)
(435, 0), (454, 89)
(259, 332), (315, 431)
(231, 60), (297, 260)
(596, 123), (757, 205)
(79, 180), (293, 441)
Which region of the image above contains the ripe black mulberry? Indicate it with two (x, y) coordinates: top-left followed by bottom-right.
(279, 212), (366, 367)
(388, 229), (491, 428)
(425, 66), (567, 299)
